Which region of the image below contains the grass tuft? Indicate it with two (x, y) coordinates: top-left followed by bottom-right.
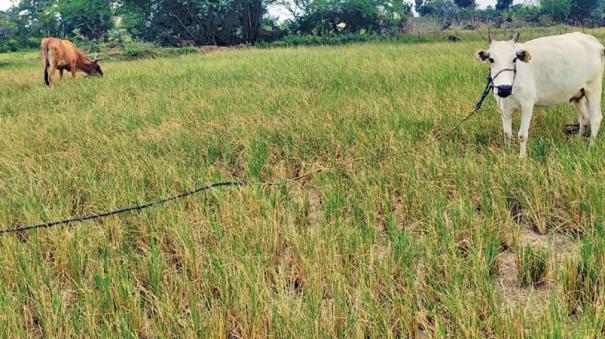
(516, 245), (550, 287)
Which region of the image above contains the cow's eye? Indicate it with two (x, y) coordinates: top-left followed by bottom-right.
(513, 57), (518, 63)
(488, 58), (494, 63)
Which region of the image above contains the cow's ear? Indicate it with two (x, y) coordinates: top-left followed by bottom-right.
(516, 50), (531, 63)
(476, 50), (490, 62)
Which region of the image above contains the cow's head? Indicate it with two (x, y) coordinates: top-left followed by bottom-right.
(85, 55), (103, 77)
(91, 60), (103, 76)
(476, 32), (531, 98)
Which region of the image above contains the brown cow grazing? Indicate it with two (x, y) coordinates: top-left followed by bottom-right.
(40, 37), (103, 86)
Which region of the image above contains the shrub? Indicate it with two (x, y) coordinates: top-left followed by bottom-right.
(260, 33), (429, 48)
(107, 28), (133, 46)
(124, 41), (156, 58)
(161, 47), (199, 56)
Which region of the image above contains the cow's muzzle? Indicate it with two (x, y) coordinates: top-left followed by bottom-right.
(496, 85), (512, 98)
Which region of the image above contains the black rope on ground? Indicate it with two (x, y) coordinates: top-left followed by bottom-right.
(0, 181), (245, 235)
(419, 74), (493, 148)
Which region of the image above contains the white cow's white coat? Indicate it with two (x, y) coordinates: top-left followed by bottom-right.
(477, 32), (604, 157)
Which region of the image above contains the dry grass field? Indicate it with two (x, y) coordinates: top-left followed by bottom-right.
(1, 34), (605, 336)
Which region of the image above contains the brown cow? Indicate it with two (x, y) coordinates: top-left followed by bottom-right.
(40, 37), (103, 86)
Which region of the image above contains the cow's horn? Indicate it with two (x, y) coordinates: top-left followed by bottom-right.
(92, 54), (102, 62)
(488, 29), (493, 43)
(513, 32), (520, 43)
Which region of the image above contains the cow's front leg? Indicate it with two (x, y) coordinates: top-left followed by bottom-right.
(501, 112), (513, 149)
(70, 61), (77, 79)
(518, 104), (534, 158)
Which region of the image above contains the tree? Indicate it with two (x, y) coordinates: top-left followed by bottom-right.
(453, 0), (475, 9)
(241, 0), (274, 44)
(0, 11), (13, 41)
(0, 10), (19, 52)
(383, 0), (413, 31)
(540, 0), (571, 22)
(117, 0), (153, 38)
(284, 0), (404, 35)
(569, 0), (598, 22)
(13, 0), (61, 37)
(59, 0), (113, 39)
(118, 0), (274, 46)
(418, 0), (458, 18)
(495, 0), (513, 11)
(415, 0), (423, 14)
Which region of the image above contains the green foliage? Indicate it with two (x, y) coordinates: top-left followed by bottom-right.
(1, 0), (274, 49)
(0, 11), (18, 52)
(117, 0), (152, 38)
(415, 0), (424, 12)
(418, 0), (458, 19)
(569, 0), (598, 23)
(510, 4), (542, 23)
(286, 0), (412, 35)
(0, 0), (112, 50)
(107, 28), (134, 46)
(453, 0), (475, 9)
(58, 0), (113, 40)
(258, 32), (426, 47)
(123, 41), (156, 58)
(12, 0), (61, 37)
(496, 0), (513, 11)
(540, 0), (572, 22)
(117, 0), (274, 46)
(1, 0), (605, 52)
(120, 41), (198, 59)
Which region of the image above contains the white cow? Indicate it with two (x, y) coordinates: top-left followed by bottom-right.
(476, 32), (604, 158)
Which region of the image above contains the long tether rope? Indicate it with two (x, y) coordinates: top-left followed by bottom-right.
(0, 74), (498, 235)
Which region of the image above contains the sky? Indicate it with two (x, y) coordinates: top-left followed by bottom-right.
(0, 0), (12, 11)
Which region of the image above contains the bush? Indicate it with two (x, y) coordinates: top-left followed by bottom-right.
(538, 14), (554, 26)
(123, 41), (156, 58)
(259, 33), (429, 48)
(161, 47), (199, 56)
(107, 28), (133, 46)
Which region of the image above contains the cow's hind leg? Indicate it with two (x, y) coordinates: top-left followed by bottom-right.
(586, 84), (603, 147)
(44, 66), (50, 86)
(572, 96), (590, 137)
(46, 65), (58, 86)
(45, 45), (58, 86)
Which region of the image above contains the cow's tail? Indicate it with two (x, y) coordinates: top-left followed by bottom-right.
(42, 40), (51, 86)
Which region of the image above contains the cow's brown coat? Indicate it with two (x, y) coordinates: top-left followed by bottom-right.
(41, 37), (103, 86)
